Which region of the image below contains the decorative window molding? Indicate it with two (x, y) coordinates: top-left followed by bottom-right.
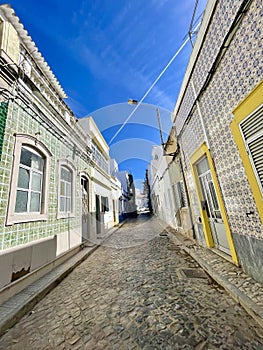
(57, 159), (76, 219)
(6, 134), (52, 225)
(231, 80), (263, 222)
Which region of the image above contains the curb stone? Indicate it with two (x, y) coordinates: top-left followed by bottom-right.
(168, 231), (263, 329)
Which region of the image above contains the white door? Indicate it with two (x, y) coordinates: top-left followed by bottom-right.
(197, 157), (230, 255)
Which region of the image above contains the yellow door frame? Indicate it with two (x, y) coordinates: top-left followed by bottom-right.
(190, 143), (239, 265)
(231, 80), (263, 223)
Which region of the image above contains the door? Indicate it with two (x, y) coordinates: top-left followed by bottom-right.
(95, 194), (101, 234)
(112, 199), (116, 223)
(197, 157), (230, 255)
(81, 177), (89, 242)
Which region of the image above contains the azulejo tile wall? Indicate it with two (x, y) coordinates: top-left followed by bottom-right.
(176, 0), (246, 135)
(0, 102), (8, 159)
(0, 98), (91, 250)
(175, 0), (263, 240)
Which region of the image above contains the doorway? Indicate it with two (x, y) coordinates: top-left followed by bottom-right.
(112, 199), (116, 223)
(81, 177), (89, 242)
(196, 157), (230, 255)
(95, 194), (101, 234)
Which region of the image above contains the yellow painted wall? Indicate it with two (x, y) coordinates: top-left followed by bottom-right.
(231, 80), (263, 222)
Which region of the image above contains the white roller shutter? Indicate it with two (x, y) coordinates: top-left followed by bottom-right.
(240, 104), (263, 195)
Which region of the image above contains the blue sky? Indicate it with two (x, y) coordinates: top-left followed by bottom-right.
(5, 0), (207, 188)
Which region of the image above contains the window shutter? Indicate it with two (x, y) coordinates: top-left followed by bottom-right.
(173, 181), (188, 210)
(240, 104), (263, 194)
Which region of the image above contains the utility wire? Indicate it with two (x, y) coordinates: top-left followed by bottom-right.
(188, 0), (199, 46)
(108, 21), (201, 146)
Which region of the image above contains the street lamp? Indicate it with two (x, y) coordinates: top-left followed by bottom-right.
(128, 99), (166, 146)
(127, 99), (177, 156)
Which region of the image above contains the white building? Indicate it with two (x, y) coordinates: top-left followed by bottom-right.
(79, 117), (121, 235)
(0, 4), (94, 302)
(116, 171), (137, 218)
(110, 159), (122, 224)
(149, 146), (176, 227)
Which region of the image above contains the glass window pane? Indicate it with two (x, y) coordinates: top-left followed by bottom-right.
(20, 147), (32, 167)
(32, 172), (42, 191)
(66, 198), (71, 212)
(61, 167), (71, 181)
(60, 197), (65, 212)
(15, 190), (28, 212)
(208, 181), (220, 211)
(60, 181), (65, 196)
(196, 157), (209, 175)
(17, 167), (30, 189)
(32, 153), (44, 171)
(215, 210), (222, 219)
(66, 183), (71, 197)
(30, 192), (40, 212)
(61, 167), (66, 180)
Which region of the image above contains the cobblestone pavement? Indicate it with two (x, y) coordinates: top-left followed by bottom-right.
(165, 226), (263, 327)
(0, 215), (263, 350)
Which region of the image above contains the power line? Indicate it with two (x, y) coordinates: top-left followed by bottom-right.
(108, 21), (201, 146)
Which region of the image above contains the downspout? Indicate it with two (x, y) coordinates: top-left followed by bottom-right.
(178, 146), (197, 240)
(191, 80), (211, 150)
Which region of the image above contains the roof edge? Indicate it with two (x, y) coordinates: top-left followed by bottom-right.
(0, 4), (67, 99)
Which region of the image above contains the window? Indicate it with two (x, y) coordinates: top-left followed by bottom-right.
(57, 160), (76, 219)
(15, 146), (44, 213)
(231, 81), (263, 221)
(91, 142), (109, 173)
(59, 166), (72, 213)
(6, 134), (52, 225)
(101, 196), (109, 212)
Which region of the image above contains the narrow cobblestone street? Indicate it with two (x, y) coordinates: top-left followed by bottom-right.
(0, 215), (262, 350)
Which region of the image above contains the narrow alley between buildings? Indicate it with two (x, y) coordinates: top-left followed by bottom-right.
(0, 215), (262, 350)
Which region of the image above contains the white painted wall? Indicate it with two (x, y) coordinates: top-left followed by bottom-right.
(0, 236), (56, 291)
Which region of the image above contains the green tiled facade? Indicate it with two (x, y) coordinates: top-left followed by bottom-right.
(0, 101), (8, 160)
(0, 98), (92, 250)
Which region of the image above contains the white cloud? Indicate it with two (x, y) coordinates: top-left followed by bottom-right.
(67, 0), (208, 115)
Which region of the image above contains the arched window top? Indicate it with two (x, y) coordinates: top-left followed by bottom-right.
(19, 145), (44, 173)
(57, 159), (76, 171)
(60, 165), (72, 182)
(14, 134), (52, 158)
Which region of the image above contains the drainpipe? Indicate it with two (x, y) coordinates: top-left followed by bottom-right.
(178, 147), (196, 240)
